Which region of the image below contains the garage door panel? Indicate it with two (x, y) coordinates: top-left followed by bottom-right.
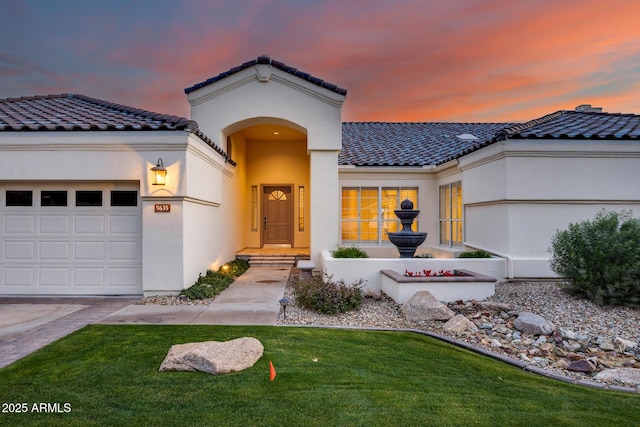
(110, 215), (140, 235)
(109, 241), (139, 260)
(110, 267), (140, 287)
(40, 215), (70, 234)
(74, 268), (104, 286)
(4, 268), (34, 286)
(4, 215), (35, 234)
(39, 267), (69, 286)
(74, 241), (105, 260)
(4, 241), (35, 260)
(74, 215), (105, 234)
(40, 241), (70, 260)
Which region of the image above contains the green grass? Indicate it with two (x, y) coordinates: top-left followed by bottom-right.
(0, 326), (637, 426)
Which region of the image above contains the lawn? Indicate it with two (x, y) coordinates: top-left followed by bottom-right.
(0, 325), (637, 426)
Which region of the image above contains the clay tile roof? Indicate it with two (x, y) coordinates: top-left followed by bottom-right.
(341, 110), (640, 167)
(0, 94), (232, 163)
(0, 94), (195, 132)
(184, 55), (348, 96)
(340, 122), (510, 166)
(499, 110), (640, 140)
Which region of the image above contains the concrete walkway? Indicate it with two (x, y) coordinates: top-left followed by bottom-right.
(0, 266), (290, 368)
(98, 266), (290, 326)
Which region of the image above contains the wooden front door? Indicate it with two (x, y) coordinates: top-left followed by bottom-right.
(263, 185), (293, 245)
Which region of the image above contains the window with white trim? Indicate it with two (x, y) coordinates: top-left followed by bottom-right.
(439, 181), (462, 246)
(341, 187), (418, 244)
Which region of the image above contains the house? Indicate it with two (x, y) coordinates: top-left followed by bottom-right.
(1, 55), (639, 296)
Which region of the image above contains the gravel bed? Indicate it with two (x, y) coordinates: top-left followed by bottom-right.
(278, 278), (640, 343)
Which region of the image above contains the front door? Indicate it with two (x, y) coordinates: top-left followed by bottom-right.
(262, 185), (292, 245)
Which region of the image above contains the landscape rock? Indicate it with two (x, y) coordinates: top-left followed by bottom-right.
(567, 359), (597, 373)
(442, 314), (476, 333)
(597, 336), (616, 351)
(401, 291), (455, 322)
(476, 301), (513, 313)
(594, 368), (640, 386)
(615, 337), (637, 353)
(159, 337), (264, 374)
(514, 311), (556, 336)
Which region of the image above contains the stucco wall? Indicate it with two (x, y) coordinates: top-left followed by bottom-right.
(0, 130), (230, 295)
(188, 63), (345, 264)
(460, 139), (640, 278)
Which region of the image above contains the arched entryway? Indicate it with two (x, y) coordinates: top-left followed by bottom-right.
(225, 120), (310, 250)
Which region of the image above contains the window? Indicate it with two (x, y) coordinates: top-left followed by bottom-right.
(6, 191), (33, 206)
(110, 191), (137, 206)
(41, 191), (67, 206)
(341, 187), (418, 244)
(439, 182), (462, 246)
(251, 186), (258, 231)
(76, 191), (102, 206)
(298, 186), (305, 232)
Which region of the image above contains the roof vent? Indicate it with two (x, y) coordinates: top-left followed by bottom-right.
(456, 133), (479, 141)
(575, 104), (603, 113)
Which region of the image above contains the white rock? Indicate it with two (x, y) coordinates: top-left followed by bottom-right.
(514, 312), (556, 336)
(615, 337), (638, 352)
(442, 314), (476, 333)
(594, 368), (640, 386)
(159, 337), (264, 375)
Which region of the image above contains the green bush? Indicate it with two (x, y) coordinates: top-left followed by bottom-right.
(291, 274), (364, 314)
(331, 245), (369, 258)
(549, 210), (640, 307)
(458, 250), (492, 258)
(180, 258), (250, 300)
(222, 258), (251, 278)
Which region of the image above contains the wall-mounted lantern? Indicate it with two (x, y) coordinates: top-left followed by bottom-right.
(150, 158), (167, 185)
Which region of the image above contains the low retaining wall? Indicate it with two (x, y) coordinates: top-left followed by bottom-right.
(320, 250), (506, 294)
(380, 269), (497, 303)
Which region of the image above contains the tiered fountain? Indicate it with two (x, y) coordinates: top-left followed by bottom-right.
(387, 199), (427, 258)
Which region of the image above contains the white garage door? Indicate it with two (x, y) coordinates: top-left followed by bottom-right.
(0, 183), (142, 295)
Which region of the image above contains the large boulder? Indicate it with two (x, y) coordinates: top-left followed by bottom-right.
(159, 337), (264, 374)
(514, 311), (556, 336)
(401, 291), (455, 322)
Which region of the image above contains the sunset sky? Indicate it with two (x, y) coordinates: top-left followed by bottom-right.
(1, 0), (639, 123)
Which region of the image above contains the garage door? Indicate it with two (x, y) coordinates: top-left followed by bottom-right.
(0, 183), (142, 295)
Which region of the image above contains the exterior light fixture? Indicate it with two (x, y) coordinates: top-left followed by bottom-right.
(222, 264), (230, 272)
(151, 158), (167, 185)
(279, 297), (291, 320)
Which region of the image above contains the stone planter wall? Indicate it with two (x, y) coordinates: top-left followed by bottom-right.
(380, 269), (497, 303)
(320, 250), (506, 295)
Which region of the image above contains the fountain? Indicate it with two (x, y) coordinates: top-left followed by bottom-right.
(387, 199), (427, 258)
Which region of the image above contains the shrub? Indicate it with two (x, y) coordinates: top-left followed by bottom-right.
(181, 271), (234, 300)
(414, 253), (433, 258)
(331, 245), (369, 258)
(221, 258), (251, 278)
(458, 250), (492, 258)
(180, 258), (250, 300)
(549, 210), (640, 307)
(291, 273), (365, 314)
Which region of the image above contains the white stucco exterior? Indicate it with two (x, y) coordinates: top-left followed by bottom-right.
(2, 59), (640, 296)
(0, 130), (229, 295)
(187, 62), (346, 268)
(459, 139), (640, 278)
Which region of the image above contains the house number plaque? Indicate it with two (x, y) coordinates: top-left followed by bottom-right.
(154, 203), (171, 213)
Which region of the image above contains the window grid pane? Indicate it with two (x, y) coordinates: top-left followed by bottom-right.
(342, 186), (418, 244)
(439, 182), (462, 247)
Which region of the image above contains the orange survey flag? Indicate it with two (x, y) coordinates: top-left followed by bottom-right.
(269, 360), (276, 381)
